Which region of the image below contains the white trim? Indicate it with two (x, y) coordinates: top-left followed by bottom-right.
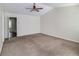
(2, 8), (5, 42)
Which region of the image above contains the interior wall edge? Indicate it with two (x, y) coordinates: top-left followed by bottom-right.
(0, 42), (3, 55)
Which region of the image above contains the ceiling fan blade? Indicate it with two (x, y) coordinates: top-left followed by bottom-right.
(35, 8), (39, 12)
(26, 8), (32, 9)
(37, 8), (43, 9)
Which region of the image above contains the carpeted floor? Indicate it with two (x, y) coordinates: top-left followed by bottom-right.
(1, 33), (79, 56)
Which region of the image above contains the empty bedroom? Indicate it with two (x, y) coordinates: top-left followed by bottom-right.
(0, 3), (79, 56)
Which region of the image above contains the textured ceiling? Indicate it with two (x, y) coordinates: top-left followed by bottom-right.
(0, 3), (53, 16)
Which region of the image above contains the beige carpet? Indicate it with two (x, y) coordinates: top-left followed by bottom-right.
(1, 33), (79, 56)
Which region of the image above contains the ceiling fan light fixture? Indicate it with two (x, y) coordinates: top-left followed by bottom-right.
(26, 3), (43, 12)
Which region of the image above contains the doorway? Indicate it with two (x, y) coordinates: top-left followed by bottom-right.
(9, 17), (17, 38)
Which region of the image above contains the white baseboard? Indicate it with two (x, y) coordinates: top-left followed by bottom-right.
(17, 33), (41, 37)
(42, 33), (79, 43)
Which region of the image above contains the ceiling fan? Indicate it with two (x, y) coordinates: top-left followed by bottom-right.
(26, 3), (43, 12)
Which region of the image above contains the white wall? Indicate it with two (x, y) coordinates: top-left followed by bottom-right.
(41, 6), (79, 42)
(4, 12), (40, 38)
(0, 8), (2, 53)
(0, 8), (4, 53)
